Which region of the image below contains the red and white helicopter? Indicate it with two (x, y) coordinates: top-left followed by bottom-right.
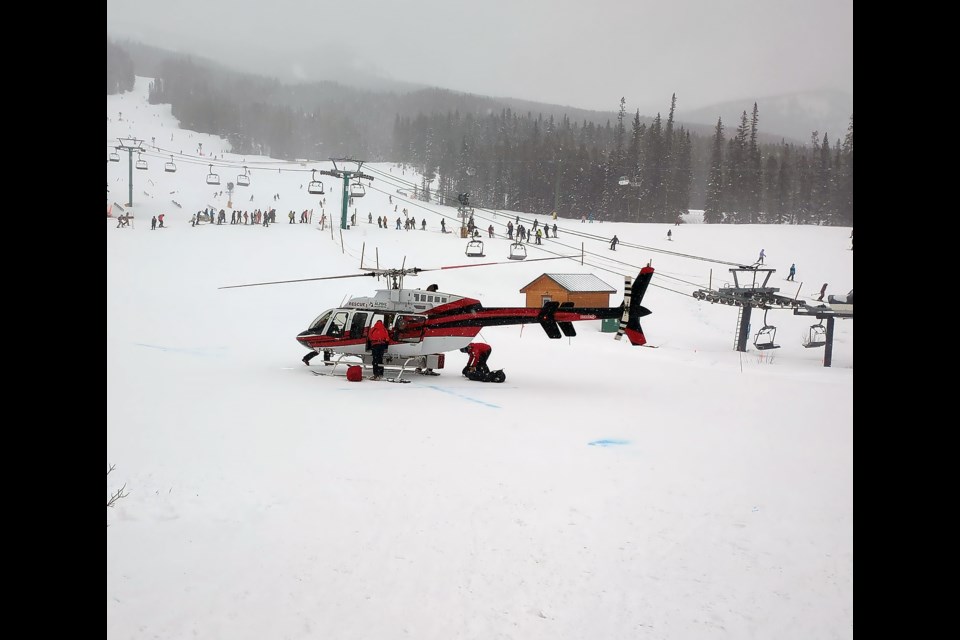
(221, 259), (655, 382)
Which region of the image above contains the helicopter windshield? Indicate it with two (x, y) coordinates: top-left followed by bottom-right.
(308, 310), (333, 332)
(326, 311), (349, 337)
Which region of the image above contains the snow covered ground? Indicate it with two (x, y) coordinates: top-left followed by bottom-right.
(107, 77), (853, 640)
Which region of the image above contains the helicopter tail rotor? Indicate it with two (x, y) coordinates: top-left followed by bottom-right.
(615, 264), (654, 346)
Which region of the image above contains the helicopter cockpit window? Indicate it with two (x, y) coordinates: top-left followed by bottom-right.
(349, 312), (368, 338)
(309, 310), (333, 332)
(326, 311), (349, 337)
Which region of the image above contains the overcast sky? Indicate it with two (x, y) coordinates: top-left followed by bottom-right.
(107, 0), (852, 113)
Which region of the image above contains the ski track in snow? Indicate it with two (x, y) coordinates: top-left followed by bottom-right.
(423, 384), (501, 408)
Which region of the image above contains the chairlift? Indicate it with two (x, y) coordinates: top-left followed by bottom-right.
(465, 239), (485, 257)
(135, 154), (148, 170)
(205, 164), (221, 186)
(753, 309), (780, 350)
(109, 149), (120, 162)
(236, 166), (250, 187)
(164, 156), (177, 173)
(307, 170), (325, 195)
(508, 242), (527, 260)
(350, 181), (366, 198)
(802, 321), (827, 348)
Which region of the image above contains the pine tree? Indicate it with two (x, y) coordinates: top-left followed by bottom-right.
(836, 115), (853, 226)
(663, 94), (677, 219)
(745, 103), (762, 223)
(777, 144), (794, 224)
(812, 132), (832, 224)
(704, 118), (725, 224)
(672, 129), (693, 218)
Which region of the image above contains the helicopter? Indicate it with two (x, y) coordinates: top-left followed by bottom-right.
(220, 260), (655, 382)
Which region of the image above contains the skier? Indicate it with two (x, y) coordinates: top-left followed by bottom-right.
(158, 213), (165, 228)
(757, 249), (766, 264)
(787, 263), (796, 281)
(817, 283), (828, 302)
(610, 235), (619, 251)
(151, 215), (157, 230)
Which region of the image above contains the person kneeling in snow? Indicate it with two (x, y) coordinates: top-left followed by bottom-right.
(460, 342), (492, 377)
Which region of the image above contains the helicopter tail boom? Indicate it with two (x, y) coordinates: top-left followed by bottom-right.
(614, 265), (654, 346)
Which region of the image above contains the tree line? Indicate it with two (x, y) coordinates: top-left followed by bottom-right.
(111, 40), (852, 226)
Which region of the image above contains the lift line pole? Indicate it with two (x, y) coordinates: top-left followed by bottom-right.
(320, 159), (374, 230)
(116, 137), (144, 208)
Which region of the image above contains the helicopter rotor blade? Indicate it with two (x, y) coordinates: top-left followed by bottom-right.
(218, 272), (377, 289)
(220, 255), (577, 290)
(424, 255), (577, 271)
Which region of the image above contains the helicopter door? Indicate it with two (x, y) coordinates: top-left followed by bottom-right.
(392, 314), (428, 343)
(325, 311), (349, 337)
(348, 312), (369, 339)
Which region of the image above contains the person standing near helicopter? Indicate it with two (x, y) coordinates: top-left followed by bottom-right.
(368, 319), (390, 380)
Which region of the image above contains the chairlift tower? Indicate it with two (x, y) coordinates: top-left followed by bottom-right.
(791, 305), (853, 368)
(457, 192), (473, 238)
(115, 137), (145, 208)
(319, 159), (374, 230)
(691, 266), (805, 353)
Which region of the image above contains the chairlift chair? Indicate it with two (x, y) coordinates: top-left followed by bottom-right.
(307, 170), (325, 195)
(109, 149), (120, 162)
(753, 309), (780, 350)
(508, 242), (527, 260)
(350, 182), (366, 198)
(164, 156), (177, 173)
(802, 322), (827, 348)
(236, 166), (251, 187)
(465, 239), (485, 257)
(135, 154), (148, 170)
(205, 164), (221, 186)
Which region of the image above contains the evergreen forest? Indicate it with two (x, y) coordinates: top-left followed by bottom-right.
(108, 39), (852, 226)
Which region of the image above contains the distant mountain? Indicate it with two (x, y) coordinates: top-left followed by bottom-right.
(111, 37), (844, 148)
(676, 89), (853, 143)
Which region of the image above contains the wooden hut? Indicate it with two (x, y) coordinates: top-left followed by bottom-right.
(519, 273), (616, 308)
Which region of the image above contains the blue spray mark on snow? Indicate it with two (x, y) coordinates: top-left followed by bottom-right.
(134, 343), (226, 358)
(424, 385), (500, 409)
(588, 439), (630, 447)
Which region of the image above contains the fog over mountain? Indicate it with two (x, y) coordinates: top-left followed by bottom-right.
(107, 0), (852, 140)
(677, 90), (853, 144)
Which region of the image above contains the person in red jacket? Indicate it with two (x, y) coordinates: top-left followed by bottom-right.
(368, 319), (391, 380)
(460, 342), (492, 376)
